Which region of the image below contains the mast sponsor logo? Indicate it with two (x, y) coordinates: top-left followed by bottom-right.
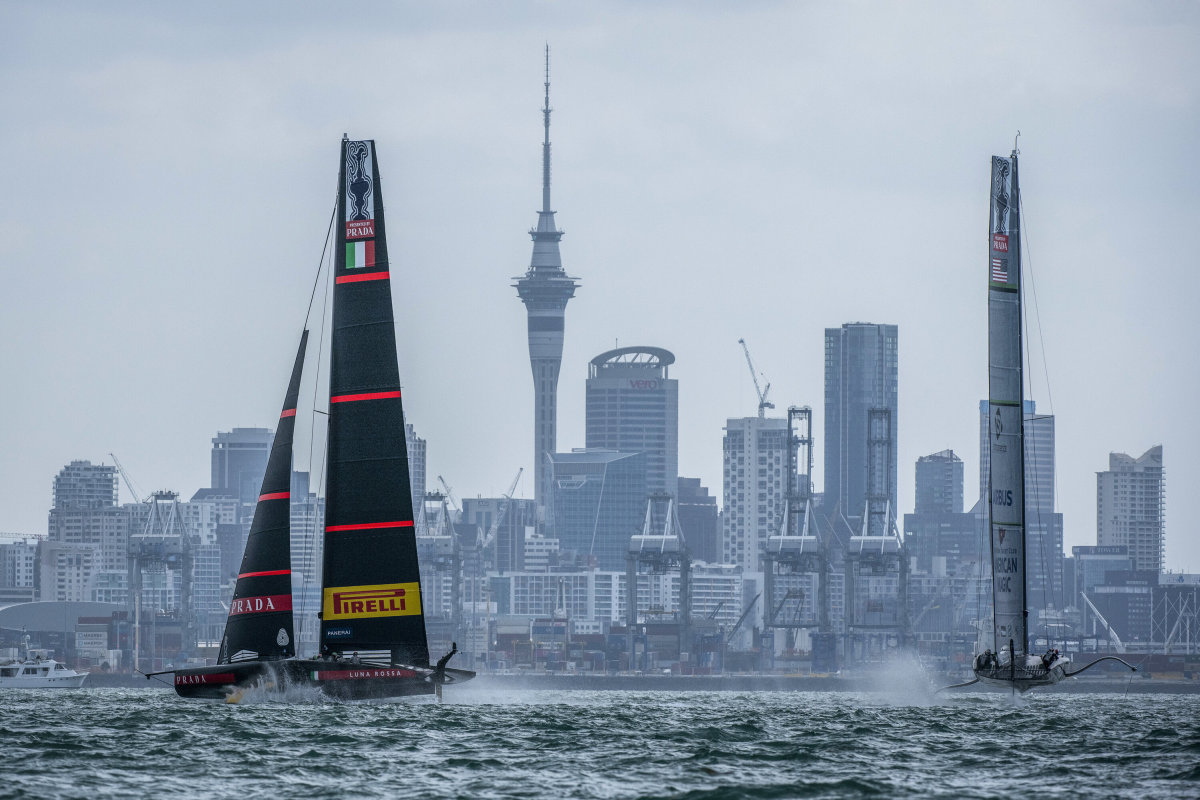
(990, 257), (1008, 283)
(346, 219), (375, 240)
(229, 594), (292, 616)
(323, 582), (422, 620)
(992, 233), (1009, 252)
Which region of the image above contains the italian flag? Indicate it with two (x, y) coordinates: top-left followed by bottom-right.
(346, 240), (376, 269)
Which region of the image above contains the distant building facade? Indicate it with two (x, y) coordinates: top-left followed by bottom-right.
(585, 347), (678, 498)
(405, 423), (426, 521)
(43, 461), (129, 604)
(549, 450), (646, 571)
(824, 323), (898, 520)
(1097, 445), (1165, 574)
(904, 450), (980, 577)
(722, 417), (788, 573)
(210, 428), (272, 512)
(677, 477), (719, 564)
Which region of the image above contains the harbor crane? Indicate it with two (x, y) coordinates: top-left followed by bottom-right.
(737, 338), (774, 418)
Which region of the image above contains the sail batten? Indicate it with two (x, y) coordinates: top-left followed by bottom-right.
(218, 330), (308, 665)
(986, 153), (1028, 662)
(319, 139), (429, 667)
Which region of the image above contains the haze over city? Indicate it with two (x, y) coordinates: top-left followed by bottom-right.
(1, 2), (1196, 569)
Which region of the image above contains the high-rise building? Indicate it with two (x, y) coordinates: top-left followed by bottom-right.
(549, 450), (646, 571)
(52, 460), (118, 509)
(43, 461), (129, 603)
(405, 423), (427, 518)
(978, 400), (1065, 611)
(915, 450), (963, 515)
(722, 417), (788, 573)
(1097, 445), (1165, 574)
(514, 49), (580, 523)
(585, 346), (678, 498)
(210, 428), (272, 511)
(824, 323), (898, 520)
(0, 536), (40, 605)
(904, 450), (980, 577)
(677, 478), (719, 564)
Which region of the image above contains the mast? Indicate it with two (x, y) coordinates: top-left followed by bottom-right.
(986, 148), (1028, 662)
(319, 138), (429, 667)
(218, 331), (307, 664)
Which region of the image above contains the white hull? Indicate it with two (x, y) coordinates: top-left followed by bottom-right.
(0, 659), (88, 689)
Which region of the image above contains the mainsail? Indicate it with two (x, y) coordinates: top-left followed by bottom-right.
(986, 153), (1027, 661)
(319, 138), (429, 667)
(218, 331), (308, 664)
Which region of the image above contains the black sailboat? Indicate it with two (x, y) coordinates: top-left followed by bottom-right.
(160, 138), (473, 700)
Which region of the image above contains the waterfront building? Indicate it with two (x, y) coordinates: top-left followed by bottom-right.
(44, 461), (129, 604)
(824, 323), (898, 520)
(1097, 445), (1165, 574)
(549, 450), (646, 571)
(585, 346), (679, 498)
(722, 416), (788, 572)
(1073, 545), (1133, 610)
(0, 536), (39, 605)
(514, 51), (580, 522)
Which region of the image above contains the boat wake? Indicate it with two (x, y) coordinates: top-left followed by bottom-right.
(861, 652), (943, 706)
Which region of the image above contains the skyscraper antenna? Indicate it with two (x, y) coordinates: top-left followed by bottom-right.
(542, 43), (552, 214)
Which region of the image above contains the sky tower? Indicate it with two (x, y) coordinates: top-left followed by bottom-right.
(514, 46), (579, 526)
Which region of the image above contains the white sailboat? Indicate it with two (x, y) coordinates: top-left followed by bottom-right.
(949, 142), (1135, 694)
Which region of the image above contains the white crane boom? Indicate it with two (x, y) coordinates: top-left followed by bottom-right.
(737, 338), (774, 418)
(109, 452), (142, 504)
(481, 467), (524, 550)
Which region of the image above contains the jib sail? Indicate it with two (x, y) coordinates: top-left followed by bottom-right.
(218, 331), (308, 664)
(986, 153), (1028, 661)
(319, 139), (429, 667)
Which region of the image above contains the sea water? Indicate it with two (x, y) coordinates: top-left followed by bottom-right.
(2, 685), (1197, 799)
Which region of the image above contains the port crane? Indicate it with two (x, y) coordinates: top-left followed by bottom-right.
(480, 467), (524, 550)
(737, 338), (774, 418)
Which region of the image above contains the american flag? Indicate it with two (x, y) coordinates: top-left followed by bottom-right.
(991, 257), (1008, 283)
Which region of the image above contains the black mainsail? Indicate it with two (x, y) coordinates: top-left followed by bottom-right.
(319, 138), (429, 667)
(218, 331), (308, 664)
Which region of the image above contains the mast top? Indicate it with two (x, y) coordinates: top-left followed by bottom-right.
(1012, 130), (1021, 158)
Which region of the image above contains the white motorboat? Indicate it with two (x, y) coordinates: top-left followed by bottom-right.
(0, 655), (88, 689)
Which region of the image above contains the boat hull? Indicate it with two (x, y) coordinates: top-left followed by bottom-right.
(171, 659), (474, 701)
(973, 661), (1068, 693)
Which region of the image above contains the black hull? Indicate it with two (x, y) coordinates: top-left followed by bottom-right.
(171, 659), (475, 701)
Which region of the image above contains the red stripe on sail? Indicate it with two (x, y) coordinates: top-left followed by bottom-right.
(280, 408), (297, 418)
(325, 520), (414, 532)
(336, 271), (390, 284)
(238, 569), (292, 579)
(329, 390), (403, 403)
(258, 491), (290, 502)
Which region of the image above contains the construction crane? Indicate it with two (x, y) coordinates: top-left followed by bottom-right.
(737, 338), (774, 418)
(481, 467), (524, 550)
(437, 475), (460, 513)
(109, 452), (142, 504)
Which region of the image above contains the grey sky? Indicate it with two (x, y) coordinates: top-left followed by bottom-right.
(2, 2), (1196, 569)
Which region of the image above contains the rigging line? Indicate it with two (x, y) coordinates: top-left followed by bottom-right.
(299, 220), (335, 651)
(303, 197), (338, 330)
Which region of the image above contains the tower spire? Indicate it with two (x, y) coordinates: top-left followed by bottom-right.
(542, 43), (552, 214)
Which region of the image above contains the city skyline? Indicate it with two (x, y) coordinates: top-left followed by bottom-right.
(1, 5), (1196, 571)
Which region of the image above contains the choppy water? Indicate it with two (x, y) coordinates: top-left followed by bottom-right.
(2, 683), (1197, 799)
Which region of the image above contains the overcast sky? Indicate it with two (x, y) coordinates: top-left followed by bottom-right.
(2, 2), (1196, 569)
